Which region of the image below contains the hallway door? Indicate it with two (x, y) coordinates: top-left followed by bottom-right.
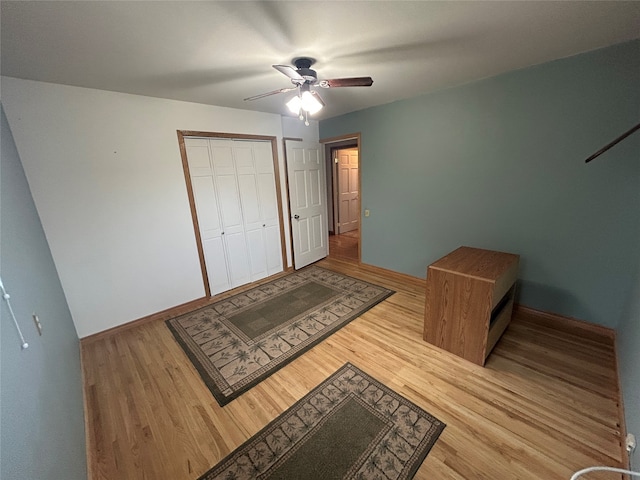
(337, 148), (359, 234)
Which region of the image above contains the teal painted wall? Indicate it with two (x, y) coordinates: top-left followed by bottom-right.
(618, 269), (640, 469)
(0, 106), (87, 479)
(320, 40), (640, 329)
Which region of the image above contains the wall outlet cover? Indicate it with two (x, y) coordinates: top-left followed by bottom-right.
(625, 433), (636, 453)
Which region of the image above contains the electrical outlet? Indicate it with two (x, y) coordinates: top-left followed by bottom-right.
(626, 433), (636, 453)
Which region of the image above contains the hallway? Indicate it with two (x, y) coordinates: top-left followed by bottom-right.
(328, 230), (359, 261)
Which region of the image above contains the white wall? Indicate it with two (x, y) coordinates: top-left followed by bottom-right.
(2, 77), (319, 337)
(281, 116), (320, 143)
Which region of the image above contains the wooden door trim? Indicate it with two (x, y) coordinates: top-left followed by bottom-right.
(177, 131), (211, 297)
(177, 130), (287, 297)
(282, 137), (302, 270)
(268, 139), (288, 276)
(330, 146), (339, 234)
(320, 133), (360, 145)
(179, 131), (277, 142)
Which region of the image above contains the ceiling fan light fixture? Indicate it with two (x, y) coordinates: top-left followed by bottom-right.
(286, 94), (302, 114)
(248, 57), (373, 125)
(300, 90), (323, 114)
(286, 85), (323, 118)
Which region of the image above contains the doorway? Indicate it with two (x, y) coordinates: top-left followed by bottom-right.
(322, 134), (361, 262)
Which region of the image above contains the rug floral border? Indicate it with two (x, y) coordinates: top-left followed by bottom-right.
(198, 362), (446, 480)
(166, 266), (394, 406)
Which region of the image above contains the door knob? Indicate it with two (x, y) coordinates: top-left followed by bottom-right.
(294, 214), (300, 220)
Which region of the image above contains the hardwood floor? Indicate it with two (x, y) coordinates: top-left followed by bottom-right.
(329, 230), (359, 261)
(81, 256), (624, 480)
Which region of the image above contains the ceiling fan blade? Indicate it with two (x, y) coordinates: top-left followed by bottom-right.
(244, 87), (296, 101)
(273, 64), (304, 81)
(318, 77), (374, 88)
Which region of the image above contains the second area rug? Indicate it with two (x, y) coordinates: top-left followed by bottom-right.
(198, 363), (445, 480)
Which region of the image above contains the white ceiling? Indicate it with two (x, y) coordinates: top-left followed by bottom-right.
(2, 1), (639, 121)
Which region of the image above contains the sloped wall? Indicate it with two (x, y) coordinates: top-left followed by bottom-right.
(1, 105), (87, 479)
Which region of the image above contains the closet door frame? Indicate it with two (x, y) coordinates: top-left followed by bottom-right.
(177, 130), (286, 297)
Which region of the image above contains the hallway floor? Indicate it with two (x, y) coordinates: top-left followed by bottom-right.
(328, 230), (359, 261)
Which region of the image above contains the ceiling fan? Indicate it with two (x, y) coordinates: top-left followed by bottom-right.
(244, 57), (373, 123)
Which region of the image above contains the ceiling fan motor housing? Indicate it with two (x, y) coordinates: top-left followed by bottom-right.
(293, 57), (318, 83)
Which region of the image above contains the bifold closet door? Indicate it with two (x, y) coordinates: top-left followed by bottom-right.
(209, 140), (252, 289)
(185, 138), (246, 294)
(185, 137), (282, 296)
(234, 141), (283, 279)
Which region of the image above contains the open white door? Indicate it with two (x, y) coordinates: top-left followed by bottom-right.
(286, 141), (328, 269)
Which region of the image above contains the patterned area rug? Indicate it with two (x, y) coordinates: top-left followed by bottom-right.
(198, 363), (445, 480)
(167, 266), (394, 406)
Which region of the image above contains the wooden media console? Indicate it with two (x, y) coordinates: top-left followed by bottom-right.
(423, 246), (519, 366)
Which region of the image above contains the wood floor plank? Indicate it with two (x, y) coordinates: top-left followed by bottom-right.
(81, 250), (624, 480)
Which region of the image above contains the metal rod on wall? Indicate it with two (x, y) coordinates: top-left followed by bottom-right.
(584, 122), (640, 163)
(0, 276), (29, 350)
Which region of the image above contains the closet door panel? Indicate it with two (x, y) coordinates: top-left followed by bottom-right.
(257, 173), (278, 225)
(253, 141), (277, 226)
(238, 172), (268, 281)
(210, 140), (235, 176)
(258, 171), (281, 274)
(203, 237), (230, 295)
(224, 231), (251, 288)
(191, 176), (222, 238)
(253, 143), (274, 173)
(265, 224), (283, 274)
(233, 144), (255, 176)
(237, 175), (262, 230)
(185, 139), (213, 177)
(215, 174), (248, 287)
(190, 173), (228, 294)
(215, 175), (243, 234)
(246, 229), (268, 281)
